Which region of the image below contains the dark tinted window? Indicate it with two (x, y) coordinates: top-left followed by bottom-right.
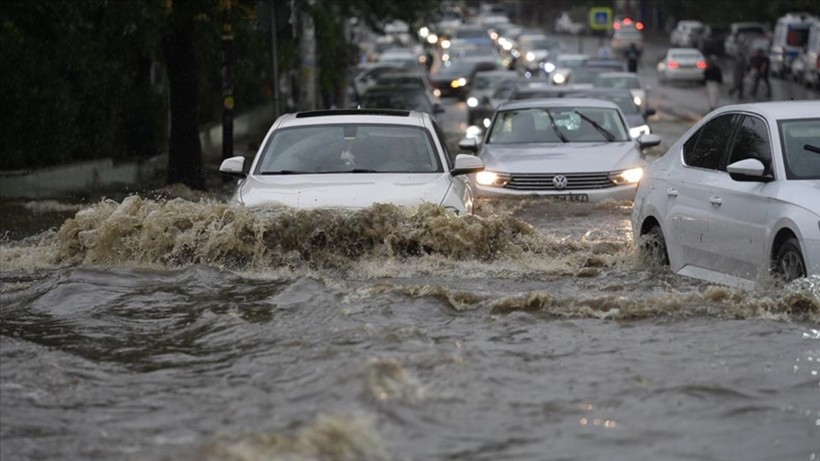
(728, 115), (772, 174)
(683, 114), (737, 170)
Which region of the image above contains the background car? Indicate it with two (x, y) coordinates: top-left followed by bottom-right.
(632, 101), (820, 288)
(724, 22), (769, 58)
(670, 20), (707, 47)
(465, 69), (519, 126)
(430, 58), (499, 99)
(564, 88), (656, 139)
(457, 98), (661, 203)
(610, 18), (645, 57)
(357, 83), (445, 120)
(219, 109), (485, 215)
(592, 71), (648, 110)
(657, 48), (707, 85)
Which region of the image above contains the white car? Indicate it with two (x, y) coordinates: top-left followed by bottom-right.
(670, 20), (707, 47)
(219, 109), (485, 215)
(632, 101), (820, 287)
(657, 48), (707, 84)
(458, 98), (661, 203)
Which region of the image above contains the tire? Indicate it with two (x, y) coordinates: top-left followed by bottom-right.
(640, 225), (669, 267)
(772, 237), (806, 282)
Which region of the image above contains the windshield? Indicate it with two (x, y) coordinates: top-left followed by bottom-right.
(779, 118), (820, 180)
(256, 124), (442, 174)
(487, 107), (629, 143)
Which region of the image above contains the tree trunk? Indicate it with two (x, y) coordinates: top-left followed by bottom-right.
(164, 0), (205, 191)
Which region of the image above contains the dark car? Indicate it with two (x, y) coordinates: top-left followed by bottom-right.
(358, 84), (445, 119)
(429, 59), (499, 100)
(697, 26), (728, 56)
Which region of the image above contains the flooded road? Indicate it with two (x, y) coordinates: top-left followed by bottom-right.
(1, 189), (818, 461)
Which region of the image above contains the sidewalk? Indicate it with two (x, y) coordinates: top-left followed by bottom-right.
(0, 104), (276, 200)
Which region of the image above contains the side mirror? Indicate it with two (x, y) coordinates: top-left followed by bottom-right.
(726, 158), (772, 182)
(457, 137), (479, 153)
(637, 133), (662, 149)
(451, 153), (484, 176)
(219, 156), (247, 178)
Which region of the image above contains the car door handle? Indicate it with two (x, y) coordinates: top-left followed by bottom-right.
(710, 196), (723, 206)
(666, 188), (678, 197)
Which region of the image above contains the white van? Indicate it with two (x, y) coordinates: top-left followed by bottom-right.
(795, 18), (820, 87)
(769, 12), (817, 77)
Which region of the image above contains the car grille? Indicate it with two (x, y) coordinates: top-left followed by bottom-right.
(504, 172), (615, 191)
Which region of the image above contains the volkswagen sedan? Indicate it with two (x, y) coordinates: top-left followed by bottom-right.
(632, 101), (820, 287)
(458, 98), (661, 203)
(219, 109), (485, 215)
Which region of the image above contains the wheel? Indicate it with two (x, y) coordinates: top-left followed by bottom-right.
(771, 237), (806, 282)
(640, 224), (669, 266)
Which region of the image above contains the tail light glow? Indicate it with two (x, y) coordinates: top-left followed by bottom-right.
(668, 60), (679, 69)
(696, 60), (707, 69)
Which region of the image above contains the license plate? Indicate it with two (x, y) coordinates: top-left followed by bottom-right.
(553, 194), (588, 202)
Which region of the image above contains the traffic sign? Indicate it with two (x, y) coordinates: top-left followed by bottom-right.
(588, 7), (613, 31)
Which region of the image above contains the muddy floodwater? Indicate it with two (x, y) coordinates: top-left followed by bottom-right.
(1, 193), (818, 461)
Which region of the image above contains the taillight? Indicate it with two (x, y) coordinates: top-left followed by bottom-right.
(636, 22), (644, 30)
(668, 60), (680, 69)
(696, 60), (707, 69)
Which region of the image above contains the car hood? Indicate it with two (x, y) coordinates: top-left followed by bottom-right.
(238, 173), (454, 209)
(479, 142), (643, 173)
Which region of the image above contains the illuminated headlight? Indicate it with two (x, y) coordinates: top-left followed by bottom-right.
(442, 53), (450, 62)
(465, 125), (483, 139)
(433, 89), (441, 97)
(544, 62), (556, 73)
(419, 27), (429, 38)
(427, 34), (438, 45)
(451, 78), (467, 88)
(503, 41), (513, 51)
(476, 171), (510, 187)
(552, 73), (566, 85)
(610, 167), (644, 185)
(629, 124), (650, 139)
(511, 49), (520, 58)
(490, 32), (498, 40)
(441, 39), (451, 49)
(526, 51), (536, 62)
(467, 97), (479, 107)
(483, 118), (491, 128)
(633, 96), (642, 107)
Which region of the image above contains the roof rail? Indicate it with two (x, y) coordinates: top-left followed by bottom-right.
(295, 108), (411, 118)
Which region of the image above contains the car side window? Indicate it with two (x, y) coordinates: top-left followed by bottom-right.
(727, 115), (772, 175)
(682, 114), (737, 170)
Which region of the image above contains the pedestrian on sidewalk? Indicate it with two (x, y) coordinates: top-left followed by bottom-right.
(749, 48), (772, 98)
(727, 48), (747, 98)
(703, 55), (723, 111)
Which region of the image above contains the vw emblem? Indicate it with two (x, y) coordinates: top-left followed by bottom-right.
(552, 174), (568, 190)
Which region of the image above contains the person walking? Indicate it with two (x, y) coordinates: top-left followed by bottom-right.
(703, 55), (723, 111)
(625, 43), (640, 73)
(727, 51), (746, 98)
(749, 48), (771, 98)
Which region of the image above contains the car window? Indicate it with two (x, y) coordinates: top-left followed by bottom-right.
(778, 118), (820, 180)
(727, 115), (772, 174)
(256, 124), (441, 174)
(683, 114), (737, 170)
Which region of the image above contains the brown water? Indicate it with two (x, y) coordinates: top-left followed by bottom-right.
(1, 194), (818, 461)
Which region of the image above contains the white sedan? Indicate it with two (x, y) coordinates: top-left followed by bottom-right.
(632, 101), (820, 287)
(219, 109), (485, 215)
(656, 48), (707, 84)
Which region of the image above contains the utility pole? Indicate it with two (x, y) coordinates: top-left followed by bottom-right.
(270, 0), (280, 119)
(221, 0), (234, 165)
(299, 0), (317, 111)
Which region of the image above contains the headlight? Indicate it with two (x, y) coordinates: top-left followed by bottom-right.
(451, 77), (467, 88)
(610, 167), (643, 185)
(526, 51), (536, 62)
(465, 125), (483, 139)
(467, 97), (479, 107)
(629, 124), (650, 139)
(441, 39), (451, 49)
(544, 62), (556, 73)
(552, 73), (566, 85)
(476, 171), (510, 187)
(433, 89), (441, 97)
(633, 96), (642, 107)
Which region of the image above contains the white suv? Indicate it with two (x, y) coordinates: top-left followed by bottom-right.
(219, 109), (485, 215)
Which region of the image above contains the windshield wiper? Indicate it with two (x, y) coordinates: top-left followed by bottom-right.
(260, 170), (312, 175)
(574, 110), (616, 141)
(545, 109), (569, 142)
(805, 144), (820, 155)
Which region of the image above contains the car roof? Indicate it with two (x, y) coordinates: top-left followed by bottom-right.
(710, 100), (820, 120)
(498, 98), (620, 111)
(277, 109), (428, 128)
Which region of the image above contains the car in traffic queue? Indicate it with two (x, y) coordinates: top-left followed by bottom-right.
(724, 22), (769, 58)
(610, 17), (645, 57)
(466, 69), (520, 127)
(563, 88), (656, 139)
(632, 101), (820, 288)
(219, 109), (485, 215)
(457, 98), (661, 203)
(357, 83), (445, 121)
(670, 20), (708, 48)
(657, 48), (707, 85)
(592, 71), (648, 111)
(429, 58), (500, 100)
